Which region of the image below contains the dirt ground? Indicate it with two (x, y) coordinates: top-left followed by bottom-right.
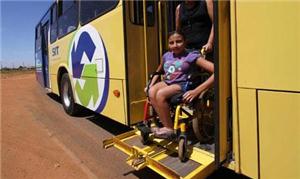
(1, 73), (91, 178)
(1, 72), (162, 179)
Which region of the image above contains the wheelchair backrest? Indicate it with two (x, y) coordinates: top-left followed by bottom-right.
(186, 64), (210, 91)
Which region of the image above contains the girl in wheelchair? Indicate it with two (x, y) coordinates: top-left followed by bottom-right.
(147, 31), (214, 139)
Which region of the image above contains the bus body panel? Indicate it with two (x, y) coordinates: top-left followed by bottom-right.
(49, 64), (70, 95)
(232, 1), (300, 178)
(49, 31), (76, 95)
(88, 5), (126, 80)
(48, 2), (127, 124)
(237, 88), (258, 179)
(236, 1), (300, 92)
(258, 91), (300, 179)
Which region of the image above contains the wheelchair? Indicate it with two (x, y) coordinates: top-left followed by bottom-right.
(137, 66), (214, 162)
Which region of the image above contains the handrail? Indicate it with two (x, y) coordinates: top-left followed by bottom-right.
(143, 0), (148, 84)
(158, 1), (163, 58)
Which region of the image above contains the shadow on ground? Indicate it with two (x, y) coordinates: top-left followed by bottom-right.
(47, 93), (132, 135)
(86, 114), (132, 135)
(207, 167), (251, 179)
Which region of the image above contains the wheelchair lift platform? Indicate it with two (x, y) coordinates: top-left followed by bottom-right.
(103, 129), (215, 179)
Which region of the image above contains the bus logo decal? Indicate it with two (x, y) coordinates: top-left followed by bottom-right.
(71, 32), (96, 78)
(69, 24), (109, 113)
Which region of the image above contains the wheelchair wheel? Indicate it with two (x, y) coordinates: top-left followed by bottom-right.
(178, 138), (187, 162)
(192, 97), (214, 143)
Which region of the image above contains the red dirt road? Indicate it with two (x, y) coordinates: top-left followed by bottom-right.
(1, 73), (162, 179)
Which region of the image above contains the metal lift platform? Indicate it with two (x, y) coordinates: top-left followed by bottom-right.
(103, 129), (215, 179)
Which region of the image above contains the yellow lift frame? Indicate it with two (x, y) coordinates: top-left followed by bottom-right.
(103, 130), (215, 179)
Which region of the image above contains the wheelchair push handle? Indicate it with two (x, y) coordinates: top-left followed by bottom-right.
(200, 47), (206, 58)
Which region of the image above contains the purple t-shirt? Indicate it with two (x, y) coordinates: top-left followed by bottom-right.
(163, 50), (200, 84)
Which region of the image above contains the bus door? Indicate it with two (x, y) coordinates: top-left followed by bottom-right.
(35, 24), (44, 87)
(35, 12), (50, 89)
(124, 1), (160, 125)
(124, 0), (181, 125)
(41, 22), (50, 88)
(214, 1), (232, 167)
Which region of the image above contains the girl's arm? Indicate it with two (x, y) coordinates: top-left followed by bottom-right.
(183, 57), (214, 102)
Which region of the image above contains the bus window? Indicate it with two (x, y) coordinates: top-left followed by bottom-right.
(35, 25), (40, 40)
(35, 24), (42, 51)
(50, 3), (57, 43)
(57, 0), (78, 38)
(129, 1), (154, 26)
(80, 0), (119, 25)
(62, 0), (73, 13)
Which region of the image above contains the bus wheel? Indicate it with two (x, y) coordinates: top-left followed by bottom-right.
(60, 73), (79, 116)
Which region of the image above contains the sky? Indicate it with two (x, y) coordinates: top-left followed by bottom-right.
(1, 0), (53, 68)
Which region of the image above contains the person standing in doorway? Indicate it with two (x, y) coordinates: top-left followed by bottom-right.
(176, 0), (214, 60)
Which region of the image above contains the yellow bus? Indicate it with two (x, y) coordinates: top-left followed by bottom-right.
(35, 1), (300, 178)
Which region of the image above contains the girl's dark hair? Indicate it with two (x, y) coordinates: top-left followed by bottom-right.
(168, 30), (186, 40)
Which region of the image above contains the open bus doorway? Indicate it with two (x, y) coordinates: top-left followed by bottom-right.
(41, 22), (50, 88)
(35, 12), (50, 89)
(103, 1), (233, 178)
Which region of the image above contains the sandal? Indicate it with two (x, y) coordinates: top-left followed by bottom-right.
(153, 127), (176, 139)
(150, 127), (160, 133)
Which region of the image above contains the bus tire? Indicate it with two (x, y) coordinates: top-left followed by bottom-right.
(60, 73), (79, 116)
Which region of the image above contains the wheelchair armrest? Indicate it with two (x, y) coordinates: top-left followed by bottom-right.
(146, 71), (164, 97)
(150, 71), (164, 79)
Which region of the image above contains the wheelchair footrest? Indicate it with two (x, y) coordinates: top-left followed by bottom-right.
(136, 122), (152, 135)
